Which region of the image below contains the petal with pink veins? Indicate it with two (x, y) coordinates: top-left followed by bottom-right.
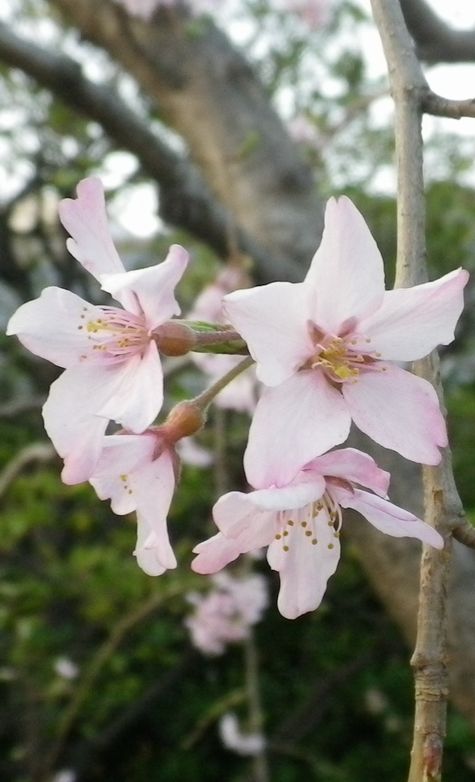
(101, 244), (189, 327)
(307, 447), (390, 497)
(224, 281), (313, 386)
(267, 509), (340, 619)
(58, 177), (124, 280)
(244, 371), (351, 488)
(334, 487), (444, 549)
(305, 196), (385, 334)
(96, 341), (163, 432)
(131, 449), (177, 570)
(89, 433), (157, 514)
(358, 268), (469, 361)
(192, 532), (245, 574)
(6, 287), (106, 368)
(342, 364), (447, 465)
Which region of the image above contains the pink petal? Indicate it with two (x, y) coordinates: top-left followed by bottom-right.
(192, 532), (245, 574)
(267, 509), (340, 619)
(251, 477), (325, 511)
(6, 287), (106, 368)
(100, 244), (189, 328)
(134, 519), (168, 576)
(305, 196), (385, 334)
(244, 371), (351, 488)
(42, 365), (114, 484)
(58, 177), (124, 281)
(132, 449), (177, 571)
(358, 268), (469, 361)
(335, 487), (444, 549)
(308, 447), (390, 497)
(96, 341), (163, 432)
(89, 433), (157, 514)
(213, 492), (277, 549)
(342, 364), (447, 465)
(223, 282), (313, 386)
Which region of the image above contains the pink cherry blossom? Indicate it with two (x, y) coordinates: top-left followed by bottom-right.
(7, 178), (189, 484)
(224, 196), (469, 473)
(189, 265), (257, 414)
(185, 572), (268, 655)
(192, 447), (443, 619)
(89, 428), (178, 575)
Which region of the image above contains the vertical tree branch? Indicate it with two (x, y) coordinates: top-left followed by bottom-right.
(370, 2), (466, 780)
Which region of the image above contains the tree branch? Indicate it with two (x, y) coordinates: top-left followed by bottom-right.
(0, 21), (290, 282)
(370, 1), (466, 780)
(48, 0), (322, 274)
(400, 0), (475, 64)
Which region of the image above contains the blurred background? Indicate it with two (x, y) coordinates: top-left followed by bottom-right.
(1, 1), (475, 780)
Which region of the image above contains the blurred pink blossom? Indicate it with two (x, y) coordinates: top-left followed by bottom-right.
(288, 114), (320, 149)
(185, 572), (268, 654)
(189, 265), (257, 414)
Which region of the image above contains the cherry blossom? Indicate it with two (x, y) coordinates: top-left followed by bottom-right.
(224, 197), (468, 475)
(192, 448), (443, 619)
(7, 178), (189, 484)
(89, 428), (178, 575)
(185, 572), (268, 655)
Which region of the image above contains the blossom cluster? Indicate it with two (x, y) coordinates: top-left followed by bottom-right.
(7, 176), (468, 619)
(185, 572), (268, 655)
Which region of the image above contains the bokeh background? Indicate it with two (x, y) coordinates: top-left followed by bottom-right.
(1, 1), (475, 780)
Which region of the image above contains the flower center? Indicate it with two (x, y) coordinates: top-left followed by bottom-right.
(78, 305), (150, 362)
(274, 491), (342, 553)
(306, 325), (381, 383)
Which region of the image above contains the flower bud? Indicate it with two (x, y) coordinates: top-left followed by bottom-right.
(154, 321), (197, 356)
(165, 401), (206, 441)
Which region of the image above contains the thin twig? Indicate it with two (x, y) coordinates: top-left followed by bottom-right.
(422, 91), (475, 119)
(370, 2), (466, 781)
(39, 582), (191, 779)
(452, 519), (475, 549)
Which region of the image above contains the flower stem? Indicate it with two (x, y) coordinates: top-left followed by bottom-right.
(192, 355), (255, 412)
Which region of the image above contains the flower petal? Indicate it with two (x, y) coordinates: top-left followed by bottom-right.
(100, 244), (189, 327)
(134, 519), (167, 576)
(96, 341), (163, 432)
(132, 448), (177, 571)
(342, 364), (447, 465)
(251, 477), (325, 511)
(58, 177), (124, 280)
(42, 365), (115, 484)
(213, 492), (277, 549)
(224, 281), (313, 386)
(358, 268), (469, 361)
(6, 287), (106, 368)
(244, 371), (351, 488)
(305, 196), (385, 333)
(89, 433), (157, 514)
(267, 509), (340, 619)
(192, 532), (245, 574)
(335, 487), (444, 549)
(307, 447), (390, 497)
